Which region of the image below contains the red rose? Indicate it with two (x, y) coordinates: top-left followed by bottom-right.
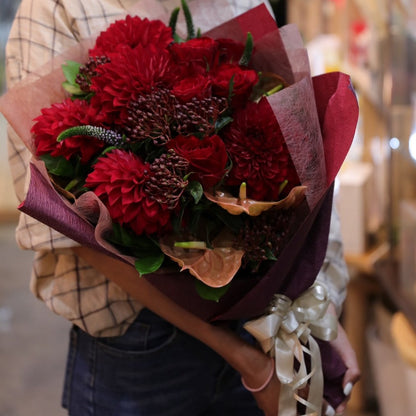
(171, 74), (212, 102)
(223, 98), (299, 201)
(211, 63), (258, 108)
(85, 149), (171, 235)
(167, 135), (228, 188)
(31, 98), (105, 163)
(90, 16), (173, 56)
(170, 37), (218, 69)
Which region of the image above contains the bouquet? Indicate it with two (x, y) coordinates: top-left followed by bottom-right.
(0, 1), (358, 413)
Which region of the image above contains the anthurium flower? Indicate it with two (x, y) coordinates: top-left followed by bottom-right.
(85, 149), (171, 235)
(205, 185), (307, 216)
(159, 231), (244, 288)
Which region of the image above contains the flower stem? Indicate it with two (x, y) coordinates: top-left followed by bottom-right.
(239, 182), (247, 200)
(174, 241), (207, 250)
(265, 83), (284, 97)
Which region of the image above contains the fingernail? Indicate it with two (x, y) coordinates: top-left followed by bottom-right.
(343, 382), (353, 396)
(325, 405), (335, 416)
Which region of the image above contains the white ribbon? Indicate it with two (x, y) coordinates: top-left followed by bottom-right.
(244, 283), (338, 416)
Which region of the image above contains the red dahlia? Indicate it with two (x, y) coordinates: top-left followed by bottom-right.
(31, 98), (105, 163)
(223, 98), (299, 201)
(91, 44), (177, 124)
(85, 149), (172, 235)
(89, 16), (173, 56)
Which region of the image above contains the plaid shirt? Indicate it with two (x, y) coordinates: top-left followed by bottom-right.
(6, 0), (348, 337)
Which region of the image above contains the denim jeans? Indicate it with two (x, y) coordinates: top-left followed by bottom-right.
(62, 309), (263, 415)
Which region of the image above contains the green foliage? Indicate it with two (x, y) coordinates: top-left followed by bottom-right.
(40, 154), (75, 177)
(110, 224), (165, 275)
(62, 60), (81, 85)
(169, 7), (180, 38)
(135, 253), (165, 276)
(187, 180), (204, 204)
(239, 32), (254, 67)
(181, 0), (195, 39)
(195, 279), (230, 302)
(62, 61), (84, 96)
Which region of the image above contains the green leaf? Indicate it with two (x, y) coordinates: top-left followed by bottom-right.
(239, 32), (254, 67)
(135, 252), (165, 275)
(169, 7), (180, 38)
(62, 60), (81, 85)
(195, 279), (230, 302)
(62, 81), (84, 96)
(264, 246), (278, 261)
(181, 0), (195, 39)
(215, 115), (234, 133)
(40, 154), (75, 177)
(187, 181), (204, 204)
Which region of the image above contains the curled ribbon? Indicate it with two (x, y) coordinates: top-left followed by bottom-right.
(243, 283), (337, 416)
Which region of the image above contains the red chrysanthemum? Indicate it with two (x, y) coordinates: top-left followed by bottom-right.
(31, 98), (105, 163)
(223, 98), (299, 201)
(89, 16), (173, 56)
(91, 44), (177, 124)
(85, 149), (171, 235)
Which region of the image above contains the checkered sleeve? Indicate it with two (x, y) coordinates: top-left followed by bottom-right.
(315, 204), (350, 316)
(6, 0), (145, 337)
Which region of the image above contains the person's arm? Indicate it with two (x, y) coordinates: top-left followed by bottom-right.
(72, 245), (280, 416)
(325, 303), (360, 416)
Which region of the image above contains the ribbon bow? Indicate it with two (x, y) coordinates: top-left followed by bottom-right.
(244, 283), (337, 416)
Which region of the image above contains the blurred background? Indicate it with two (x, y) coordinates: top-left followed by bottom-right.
(2, 0), (416, 415)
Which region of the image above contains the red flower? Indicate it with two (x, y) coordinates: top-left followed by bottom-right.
(170, 37), (218, 69)
(31, 98), (105, 163)
(171, 74), (212, 102)
(85, 149), (171, 235)
(223, 98), (299, 201)
(210, 63), (258, 108)
(89, 16), (173, 56)
(215, 38), (245, 65)
(91, 44), (177, 124)
(167, 135), (228, 188)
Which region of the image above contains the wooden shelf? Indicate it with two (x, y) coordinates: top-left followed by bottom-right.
(375, 258), (416, 332)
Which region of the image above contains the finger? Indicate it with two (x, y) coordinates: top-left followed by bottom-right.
(322, 400), (336, 416)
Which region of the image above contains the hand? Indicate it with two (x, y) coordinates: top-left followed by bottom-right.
(240, 355), (280, 416)
(251, 373), (281, 416)
(325, 304), (361, 415)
